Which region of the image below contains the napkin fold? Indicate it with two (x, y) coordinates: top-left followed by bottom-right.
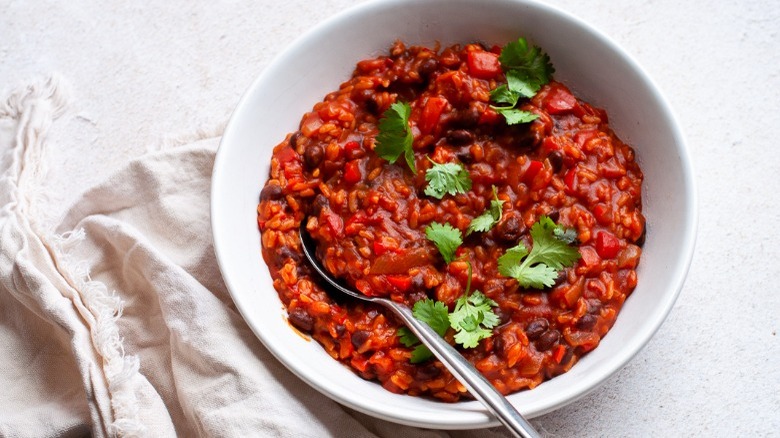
(0, 76), (517, 437)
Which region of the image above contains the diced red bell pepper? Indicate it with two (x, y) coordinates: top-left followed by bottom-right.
(479, 106), (500, 125)
(542, 136), (562, 153)
(322, 210), (344, 237)
(544, 86), (577, 114)
(419, 96), (448, 135)
(593, 204), (611, 226)
(574, 129), (598, 149)
(523, 160), (544, 185)
(343, 160), (362, 184)
(564, 168), (577, 193)
(595, 231), (621, 259)
(344, 140), (362, 159)
(467, 50), (501, 79)
(386, 275), (412, 292)
(552, 344), (568, 364)
(300, 112), (323, 137)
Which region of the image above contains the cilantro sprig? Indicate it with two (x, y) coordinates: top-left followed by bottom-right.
(497, 216), (580, 288)
(375, 102), (416, 173)
(490, 37), (555, 125)
(449, 263), (500, 348)
(398, 299), (450, 363)
(424, 158), (472, 199)
(466, 186), (504, 235)
(424, 222), (462, 264)
(397, 262), (500, 362)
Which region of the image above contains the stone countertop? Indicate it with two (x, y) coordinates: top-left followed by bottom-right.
(2, 0), (778, 436)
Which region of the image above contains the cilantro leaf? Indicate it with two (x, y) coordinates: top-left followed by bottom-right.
(398, 299), (450, 363)
(506, 70), (540, 99)
(412, 298), (451, 335)
(425, 222), (462, 264)
(448, 263), (500, 348)
(490, 84), (519, 107)
(490, 37), (554, 125)
(467, 186), (505, 235)
(449, 291), (500, 340)
(375, 102), (416, 173)
(424, 159), (472, 199)
(493, 107), (539, 125)
(553, 225), (578, 244)
(497, 215), (581, 289)
(498, 38), (555, 90)
(397, 327), (419, 347)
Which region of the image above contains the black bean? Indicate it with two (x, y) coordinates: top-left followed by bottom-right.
(525, 319), (549, 340)
(335, 324), (346, 337)
(552, 270), (567, 287)
(492, 335), (506, 354)
(547, 210), (560, 223)
(491, 307), (510, 327)
(351, 330), (371, 350)
(289, 131), (303, 148)
(288, 308), (314, 332)
(536, 329), (560, 351)
(303, 144), (324, 170)
(364, 95), (381, 115)
(455, 147), (474, 164)
(415, 363), (441, 380)
(447, 129), (474, 145)
(558, 347), (574, 365)
(576, 314), (598, 331)
(259, 184), (283, 201)
(452, 106), (481, 128)
(495, 215), (524, 242)
(548, 150), (564, 173)
(310, 194), (329, 216)
(587, 299), (602, 314)
(277, 245), (301, 263)
(418, 58), (439, 79)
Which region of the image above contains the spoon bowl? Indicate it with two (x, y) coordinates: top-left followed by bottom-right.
(299, 219), (541, 438)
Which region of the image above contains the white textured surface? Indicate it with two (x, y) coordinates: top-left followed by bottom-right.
(1, 0), (778, 436)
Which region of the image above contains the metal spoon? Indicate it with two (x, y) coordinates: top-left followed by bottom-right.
(299, 220), (541, 438)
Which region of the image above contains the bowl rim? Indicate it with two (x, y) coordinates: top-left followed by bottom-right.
(211, 0), (697, 429)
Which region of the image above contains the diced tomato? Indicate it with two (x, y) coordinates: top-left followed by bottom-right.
(593, 204), (611, 225)
(344, 160), (362, 184)
(467, 50), (501, 79)
(344, 140), (362, 159)
(355, 279), (372, 296)
(479, 107), (500, 125)
(322, 210), (344, 237)
(574, 129), (598, 149)
(276, 146), (298, 164)
(419, 96), (448, 135)
(542, 136), (562, 153)
(300, 112), (323, 137)
(386, 275), (412, 292)
(552, 345), (567, 364)
(595, 231), (621, 259)
(373, 240), (388, 256)
(564, 168), (577, 193)
(544, 86), (577, 114)
(350, 354), (369, 372)
(578, 246), (600, 269)
(523, 160), (544, 185)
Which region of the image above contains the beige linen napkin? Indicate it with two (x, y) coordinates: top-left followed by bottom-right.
(0, 77), (516, 437)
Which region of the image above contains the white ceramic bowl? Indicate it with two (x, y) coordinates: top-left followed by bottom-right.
(211, 0), (696, 429)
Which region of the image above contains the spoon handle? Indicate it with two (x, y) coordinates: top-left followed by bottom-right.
(384, 301), (541, 438)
